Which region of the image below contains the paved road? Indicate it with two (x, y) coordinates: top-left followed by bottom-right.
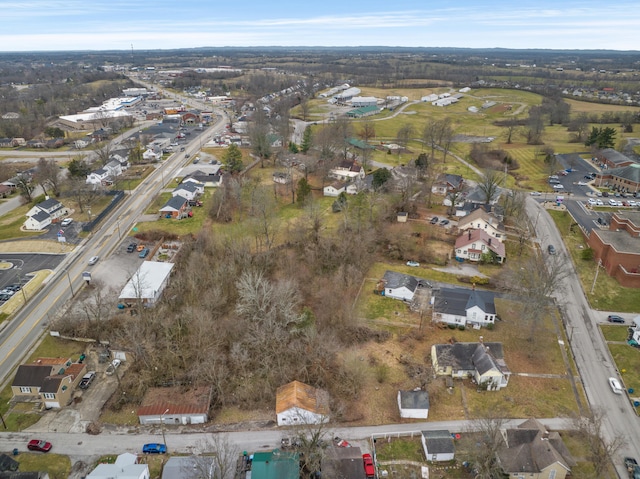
(527, 197), (640, 478)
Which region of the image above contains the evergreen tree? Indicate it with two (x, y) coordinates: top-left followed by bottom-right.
(296, 178), (312, 205)
(300, 126), (313, 153)
(222, 144), (244, 173)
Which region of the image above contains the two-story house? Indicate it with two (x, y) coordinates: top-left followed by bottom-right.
(457, 206), (505, 242)
(455, 229), (506, 264)
(11, 358), (86, 408)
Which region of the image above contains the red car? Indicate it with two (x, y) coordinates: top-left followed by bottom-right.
(362, 453), (375, 478)
(27, 439), (52, 452)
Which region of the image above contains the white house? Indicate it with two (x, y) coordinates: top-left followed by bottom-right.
(381, 271), (420, 302)
(432, 287), (497, 328)
(323, 181), (347, 197)
(142, 148), (160, 162)
(455, 229), (506, 264)
(24, 198), (66, 231)
(421, 430), (455, 462)
(276, 380), (329, 427)
(118, 261), (174, 306)
(86, 168), (110, 185)
(172, 182), (202, 201)
(631, 316), (640, 343)
(457, 207), (505, 242)
(105, 159), (123, 177)
(329, 160), (365, 181)
(87, 453), (149, 479)
(397, 390), (430, 419)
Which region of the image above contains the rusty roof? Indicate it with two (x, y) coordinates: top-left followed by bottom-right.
(32, 357), (69, 366)
(275, 380), (329, 415)
(137, 386), (211, 416)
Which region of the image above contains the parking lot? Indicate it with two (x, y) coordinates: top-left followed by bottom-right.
(0, 253), (66, 305)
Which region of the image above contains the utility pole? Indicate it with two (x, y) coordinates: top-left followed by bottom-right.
(161, 408), (169, 450)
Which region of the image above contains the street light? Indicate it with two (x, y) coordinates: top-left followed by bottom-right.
(160, 408), (169, 450)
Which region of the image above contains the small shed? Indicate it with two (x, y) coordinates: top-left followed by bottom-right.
(421, 430), (455, 462)
(397, 212), (408, 223)
(397, 390), (430, 419)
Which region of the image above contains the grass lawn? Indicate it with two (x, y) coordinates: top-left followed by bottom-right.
(99, 408), (139, 426)
(17, 453), (71, 478)
(375, 436), (425, 462)
(548, 210), (640, 312)
(145, 192), (173, 214)
(608, 343), (640, 393)
(601, 324), (630, 342)
(0, 203), (46, 241)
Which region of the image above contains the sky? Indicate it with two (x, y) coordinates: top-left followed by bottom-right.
(1, 0), (639, 52)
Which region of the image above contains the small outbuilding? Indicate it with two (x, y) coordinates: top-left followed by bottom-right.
(397, 390), (430, 419)
(421, 430), (455, 462)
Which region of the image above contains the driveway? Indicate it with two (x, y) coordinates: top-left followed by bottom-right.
(433, 263), (488, 278)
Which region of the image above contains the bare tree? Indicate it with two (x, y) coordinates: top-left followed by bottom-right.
(478, 169), (502, 204)
(249, 107), (272, 166)
(66, 177), (101, 214)
(571, 409), (624, 479)
(463, 409), (507, 479)
(438, 117), (455, 163)
(288, 418), (332, 479)
(358, 119), (376, 170)
(192, 434), (240, 479)
(247, 185), (280, 251)
(396, 123), (414, 150)
(94, 142), (114, 166)
(15, 172), (35, 203)
(34, 157), (62, 197)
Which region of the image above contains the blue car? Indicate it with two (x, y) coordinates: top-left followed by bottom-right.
(142, 443), (167, 454)
(139, 248), (150, 259)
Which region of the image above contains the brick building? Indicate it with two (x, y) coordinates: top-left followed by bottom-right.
(587, 211), (640, 287)
(594, 163), (640, 194)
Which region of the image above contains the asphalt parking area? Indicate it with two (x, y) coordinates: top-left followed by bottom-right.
(0, 253), (66, 290)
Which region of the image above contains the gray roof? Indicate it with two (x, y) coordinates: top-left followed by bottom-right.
(94, 168), (108, 176)
(382, 271), (419, 292)
(0, 473), (48, 479)
(12, 364), (52, 387)
(422, 430), (455, 455)
(174, 182), (199, 193)
(162, 456), (216, 479)
(399, 390), (430, 410)
(37, 197), (62, 211)
(322, 446), (366, 479)
(40, 375), (64, 394)
(498, 418), (575, 474)
(29, 210), (51, 223)
(434, 342), (504, 371)
(599, 163), (640, 184)
(161, 195), (188, 212)
(433, 287), (496, 316)
(464, 184), (503, 204)
(0, 454), (19, 472)
(601, 148), (634, 166)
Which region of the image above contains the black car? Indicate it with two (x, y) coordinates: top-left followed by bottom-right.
(440, 219), (450, 226)
(79, 371), (96, 389)
(430, 217), (439, 224)
(5, 284), (21, 292)
(548, 245), (556, 255)
(0, 293), (10, 302)
(607, 315), (625, 324)
(126, 243), (137, 253)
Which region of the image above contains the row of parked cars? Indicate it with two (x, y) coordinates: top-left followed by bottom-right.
(0, 284), (22, 303)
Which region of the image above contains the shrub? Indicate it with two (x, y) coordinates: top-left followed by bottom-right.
(375, 364), (390, 384)
(470, 276), (490, 285)
(486, 323), (494, 331)
(458, 325), (466, 331)
(447, 324), (456, 330)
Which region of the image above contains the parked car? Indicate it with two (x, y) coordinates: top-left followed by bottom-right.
(88, 256), (99, 265)
(547, 245), (556, 255)
(588, 198), (597, 205)
(625, 457), (640, 479)
(608, 377), (624, 394)
(549, 175), (559, 180)
(27, 439), (52, 452)
(139, 248), (150, 259)
(529, 191), (541, 196)
(584, 175), (593, 180)
(0, 293), (10, 302)
(5, 284), (22, 292)
(0, 289), (15, 297)
(142, 443), (167, 454)
(127, 242), (137, 253)
(137, 244), (146, 252)
(79, 371), (96, 389)
(60, 218), (73, 227)
(430, 216), (439, 224)
(440, 219), (450, 226)
(406, 261), (420, 267)
(596, 199), (604, 206)
(362, 454), (375, 478)
(607, 315), (625, 324)
(553, 184), (564, 189)
(111, 359), (121, 369)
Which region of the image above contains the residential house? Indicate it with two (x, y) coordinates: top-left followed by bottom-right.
(0, 184), (15, 198)
(12, 138), (26, 147)
(159, 195), (189, 219)
(161, 457), (216, 479)
(118, 261), (175, 307)
(455, 229), (506, 264)
(431, 174), (464, 195)
(137, 386), (211, 425)
(24, 198), (66, 231)
(432, 287), (497, 328)
(172, 182), (202, 201)
(87, 452), (149, 479)
(421, 430), (455, 462)
(26, 139), (45, 148)
(380, 271), (420, 302)
(587, 211), (640, 288)
(251, 450), (299, 479)
(142, 148), (160, 162)
(431, 341), (511, 391)
(45, 138), (64, 149)
(630, 316), (640, 343)
(0, 454), (18, 472)
(329, 160), (365, 181)
(0, 138), (12, 148)
(276, 380), (329, 426)
(86, 168), (111, 185)
(397, 390), (430, 419)
(497, 418), (575, 479)
(11, 358), (86, 408)
(105, 159), (123, 177)
(321, 446), (366, 479)
(323, 181), (347, 197)
(183, 170), (222, 187)
(462, 184), (503, 206)
(457, 206), (505, 242)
